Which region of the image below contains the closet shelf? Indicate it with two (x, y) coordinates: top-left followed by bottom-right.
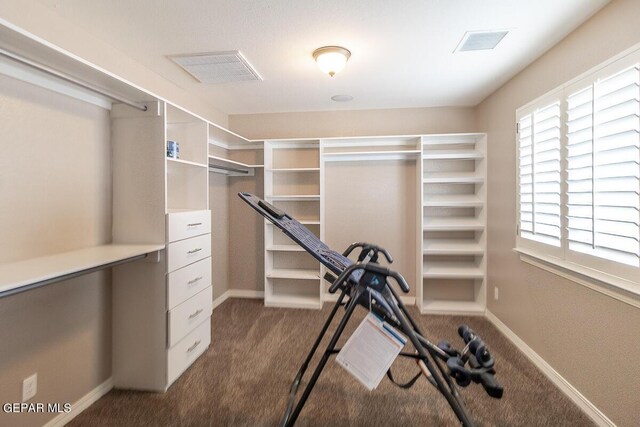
(423, 217), (485, 231)
(423, 262), (484, 279)
(265, 294), (323, 310)
(269, 168), (320, 172)
(421, 300), (485, 315)
(266, 245), (306, 252)
(269, 195), (320, 201)
(422, 150), (484, 160)
(423, 194), (484, 207)
(266, 269), (320, 280)
(0, 244), (165, 298)
(207, 155), (263, 169)
(166, 157), (207, 168)
(423, 172), (484, 184)
(323, 150), (421, 162)
(423, 240), (484, 255)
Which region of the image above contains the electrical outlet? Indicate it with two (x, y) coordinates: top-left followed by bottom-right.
(494, 287), (499, 301)
(22, 373), (37, 402)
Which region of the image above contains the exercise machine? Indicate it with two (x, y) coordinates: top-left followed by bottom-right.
(239, 192), (503, 427)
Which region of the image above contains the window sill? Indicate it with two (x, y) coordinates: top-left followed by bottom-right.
(513, 247), (640, 309)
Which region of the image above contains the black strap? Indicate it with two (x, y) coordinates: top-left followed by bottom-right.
(386, 368), (422, 389)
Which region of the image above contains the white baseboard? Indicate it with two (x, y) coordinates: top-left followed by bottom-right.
(485, 310), (615, 427)
(322, 292), (416, 306)
(43, 377), (113, 427)
(213, 289), (265, 310)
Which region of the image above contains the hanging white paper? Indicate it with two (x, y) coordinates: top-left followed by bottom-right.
(336, 312), (407, 391)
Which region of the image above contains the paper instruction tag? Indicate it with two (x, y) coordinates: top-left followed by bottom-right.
(336, 312), (407, 391)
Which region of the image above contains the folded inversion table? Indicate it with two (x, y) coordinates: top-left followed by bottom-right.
(239, 192), (503, 427)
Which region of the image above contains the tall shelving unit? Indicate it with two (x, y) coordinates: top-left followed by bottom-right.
(112, 102), (213, 391)
(263, 140), (322, 309)
(419, 134), (487, 315)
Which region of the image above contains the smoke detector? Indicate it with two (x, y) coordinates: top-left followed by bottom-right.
(169, 51), (262, 84)
(455, 30), (509, 52)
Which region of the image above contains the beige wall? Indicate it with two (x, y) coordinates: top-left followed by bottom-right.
(476, 1), (640, 425)
(0, 74), (112, 426)
(229, 106), (476, 140)
(0, 0), (228, 127)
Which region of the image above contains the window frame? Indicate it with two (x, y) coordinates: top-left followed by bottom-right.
(515, 48), (640, 299)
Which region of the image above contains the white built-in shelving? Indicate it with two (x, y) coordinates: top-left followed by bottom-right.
(419, 133), (487, 315)
(263, 140), (323, 309)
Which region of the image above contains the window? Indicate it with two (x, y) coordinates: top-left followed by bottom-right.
(516, 52), (640, 292)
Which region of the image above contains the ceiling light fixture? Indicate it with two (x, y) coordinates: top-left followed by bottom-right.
(313, 46), (351, 77)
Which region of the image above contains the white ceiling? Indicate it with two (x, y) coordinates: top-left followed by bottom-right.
(38, 0), (609, 115)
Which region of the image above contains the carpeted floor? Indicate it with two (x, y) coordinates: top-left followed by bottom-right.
(70, 299), (593, 426)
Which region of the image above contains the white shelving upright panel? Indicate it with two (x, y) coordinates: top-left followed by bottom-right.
(264, 140), (322, 309)
(419, 134), (487, 315)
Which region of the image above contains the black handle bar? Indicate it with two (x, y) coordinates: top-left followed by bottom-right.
(342, 242), (393, 264)
(328, 263), (410, 294)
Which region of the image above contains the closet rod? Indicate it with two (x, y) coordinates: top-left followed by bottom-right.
(0, 253), (148, 299)
(208, 164), (249, 175)
(0, 47), (148, 112)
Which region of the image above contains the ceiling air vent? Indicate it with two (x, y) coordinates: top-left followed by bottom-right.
(169, 51), (262, 84)
(455, 30), (509, 52)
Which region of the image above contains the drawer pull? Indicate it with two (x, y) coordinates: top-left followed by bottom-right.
(188, 308), (204, 319)
(187, 222), (203, 227)
(187, 276), (203, 285)
(187, 340), (202, 353)
(187, 248), (202, 255)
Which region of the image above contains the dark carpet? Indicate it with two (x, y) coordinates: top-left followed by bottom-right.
(70, 299), (593, 426)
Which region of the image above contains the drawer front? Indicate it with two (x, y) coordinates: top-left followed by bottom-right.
(167, 210), (211, 243)
(167, 257), (211, 309)
(167, 234), (211, 273)
(168, 286), (213, 347)
(167, 320), (211, 385)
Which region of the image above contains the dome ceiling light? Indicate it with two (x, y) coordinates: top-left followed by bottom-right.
(312, 46), (351, 77)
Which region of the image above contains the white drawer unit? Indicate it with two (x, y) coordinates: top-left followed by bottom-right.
(167, 233), (211, 273)
(166, 210), (211, 243)
(167, 320), (211, 385)
(167, 257), (211, 309)
(167, 286), (213, 347)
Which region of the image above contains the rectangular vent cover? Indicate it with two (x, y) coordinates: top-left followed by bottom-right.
(169, 51), (262, 84)
(456, 31), (509, 52)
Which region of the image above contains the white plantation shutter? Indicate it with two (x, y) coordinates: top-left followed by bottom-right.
(592, 66), (640, 266)
(565, 66), (640, 267)
(517, 51), (640, 293)
(517, 102), (562, 247)
(566, 86), (595, 253)
(518, 114), (534, 238)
